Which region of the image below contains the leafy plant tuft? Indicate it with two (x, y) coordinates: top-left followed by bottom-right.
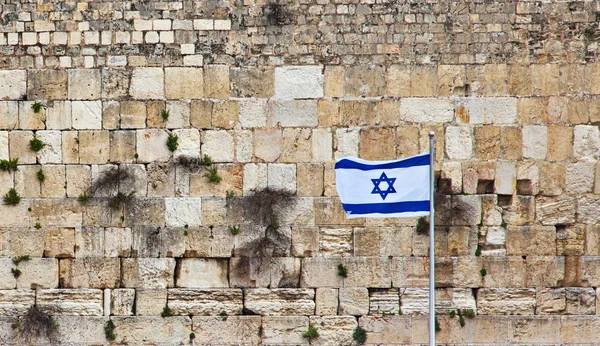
(14, 306), (59, 342)
(337, 263), (348, 278)
(161, 304), (173, 318)
(166, 134), (179, 152)
(31, 102), (43, 113)
(36, 169), (45, 183)
(3, 188), (21, 206)
(228, 225), (240, 235)
(204, 166), (222, 183)
(0, 158), (18, 172)
(29, 138), (45, 152)
(416, 216), (429, 234)
(302, 325), (319, 341)
(104, 319), (116, 341)
(352, 326), (367, 344)
(161, 109), (170, 121)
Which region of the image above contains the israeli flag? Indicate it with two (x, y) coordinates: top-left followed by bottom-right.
(335, 153), (431, 218)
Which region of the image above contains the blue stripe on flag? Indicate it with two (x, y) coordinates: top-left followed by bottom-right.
(342, 200), (430, 215)
(334, 154), (430, 170)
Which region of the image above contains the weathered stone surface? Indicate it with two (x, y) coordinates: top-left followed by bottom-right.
(121, 258), (175, 288)
(315, 288), (338, 315)
(202, 130), (234, 162)
(59, 258), (120, 288)
(577, 196), (600, 224)
(400, 98), (454, 123)
(565, 287), (595, 315)
(136, 129), (171, 163)
(68, 69), (101, 100)
(192, 316), (261, 345)
(455, 97), (517, 124)
(72, 101), (102, 129)
(509, 316), (561, 344)
(536, 196), (576, 225)
(37, 289), (103, 315)
(262, 316), (309, 345)
(168, 288), (242, 315)
(338, 287), (369, 316)
(445, 126), (473, 160)
(135, 289), (167, 316)
(0, 102), (18, 130)
(28, 70), (67, 100)
(561, 316), (600, 344)
(369, 289), (400, 314)
(274, 66), (323, 99)
(244, 288), (315, 315)
(203, 65), (229, 98)
(165, 67), (203, 99)
(0, 71), (26, 100)
(177, 258), (228, 288)
(16, 258), (58, 289)
(478, 288), (535, 315)
(308, 316), (357, 346)
(0, 290), (35, 316)
(573, 125), (600, 160)
(113, 316), (191, 344)
(359, 315), (412, 344)
(111, 288), (135, 316)
(230, 67), (274, 98)
(344, 65), (385, 97)
(268, 100), (318, 127)
(164, 198), (202, 227)
(506, 226), (556, 256)
(129, 67), (164, 99)
(536, 288), (565, 315)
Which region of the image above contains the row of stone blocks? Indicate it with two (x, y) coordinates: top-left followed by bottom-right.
(5, 64), (600, 101)
(2, 314), (600, 345)
(2, 256), (600, 289)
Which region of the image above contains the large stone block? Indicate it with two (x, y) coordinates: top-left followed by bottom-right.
(192, 316), (261, 344)
(565, 287), (595, 315)
(79, 130), (109, 164)
(482, 257), (526, 288)
(135, 289), (167, 316)
(203, 65), (229, 98)
(274, 65), (323, 99)
(129, 67), (165, 99)
(59, 258), (120, 288)
(244, 288), (315, 315)
(201, 130), (234, 162)
(506, 226), (556, 256)
(0, 101), (18, 129)
(177, 258), (228, 288)
(68, 69), (101, 100)
(165, 67), (203, 99)
(262, 316), (309, 345)
(72, 101), (102, 129)
(111, 289), (135, 316)
(478, 288), (535, 315)
(455, 97), (517, 124)
(112, 316), (191, 344)
(577, 196), (600, 224)
(400, 98), (454, 123)
(102, 68), (130, 99)
(509, 316), (561, 344)
(230, 67), (274, 98)
(121, 258), (175, 288)
(0, 290), (35, 316)
(168, 288), (243, 315)
(165, 198), (202, 228)
(0, 70), (26, 100)
(561, 316), (600, 344)
(359, 315), (412, 344)
(136, 129), (171, 163)
(536, 288), (565, 315)
(16, 258), (59, 289)
(308, 316), (357, 346)
(573, 125), (600, 160)
(445, 126), (473, 160)
(344, 65), (385, 97)
(37, 289), (103, 315)
(268, 100), (318, 127)
(339, 287), (369, 315)
(28, 70), (67, 100)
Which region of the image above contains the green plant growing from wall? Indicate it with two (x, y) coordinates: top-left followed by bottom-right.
(337, 263), (348, 278)
(226, 190), (235, 199)
(435, 317), (441, 332)
(161, 304), (174, 318)
(29, 138), (45, 152)
(474, 245), (481, 256)
(500, 220), (507, 229)
(11, 268), (21, 279)
(14, 305), (59, 343)
(78, 193), (90, 203)
(104, 319), (116, 341)
(0, 158), (18, 172)
(34, 223), (42, 230)
(36, 169), (45, 183)
(31, 102), (43, 113)
(90, 167), (134, 210)
(352, 326), (367, 344)
(302, 325), (319, 341)
(166, 134), (179, 152)
(228, 225), (240, 235)
(161, 109), (170, 121)
(204, 166), (222, 183)
(12, 255), (31, 265)
(219, 311), (228, 321)
(3, 188), (21, 206)
(416, 216), (429, 234)
(480, 268), (487, 277)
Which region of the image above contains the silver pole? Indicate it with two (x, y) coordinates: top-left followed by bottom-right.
(428, 131), (436, 346)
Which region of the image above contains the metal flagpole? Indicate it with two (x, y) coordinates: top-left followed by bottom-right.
(428, 131), (436, 346)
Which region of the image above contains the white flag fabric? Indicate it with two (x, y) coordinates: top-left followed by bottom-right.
(335, 153), (431, 218)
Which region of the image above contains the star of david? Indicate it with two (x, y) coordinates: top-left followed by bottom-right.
(371, 172), (397, 200)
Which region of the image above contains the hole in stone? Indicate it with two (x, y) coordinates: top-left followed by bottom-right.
(476, 179), (495, 194)
(516, 179), (533, 195)
(555, 224), (567, 232)
(497, 195), (512, 207)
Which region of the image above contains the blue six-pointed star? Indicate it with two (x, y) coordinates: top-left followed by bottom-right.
(371, 172), (397, 200)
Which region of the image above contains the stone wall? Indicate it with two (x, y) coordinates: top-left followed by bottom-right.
(1, 0), (600, 345)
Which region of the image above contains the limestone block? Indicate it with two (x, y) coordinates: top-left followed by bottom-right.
(130, 226), (164, 258)
(565, 287), (595, 315)
(165, 67), (203, 99)
(15, 259), (59, 289)
(445, 126), (473, 160)
(124, 199), (163, 227)
(62, 131), (79, 164)
(582, 256), (600, 286)
(522, 125), (548, 159)
(296, 163), (324, 197)
(266, 163), (296, 193)
(387, 65), (412, 97)
(189, 163), (242, 197)
(269, 100), (318, 127)
(235, 130), (253, 163)
(0, 170), (11, 200)
(8, 131), (34, 163)
(576, 196), (600, 224)
(59, 258), (120, 288)
(478, 288), (535, 315)
(118, 101), (145, 129)
(499, 126), (522, 160)
(102, 68), (130, 99)
(1, 229), (44, 257)
(334, 128), (359, 160)
(456, 97), (517, 124)
(502, 196), (535, 226)
(201, 130), (234, 162)
(192, 316), (261, 344)
(130, 67), (164, 99)
(316, 288), (338, 315)
(212, 100), (238, 129)
(14, 165), (41, 197)
(42, 101), (70, 130)
(164, 198), (202, 227)
(359, 315), (412, 344)
(110, 289), (134, 316)
(40, 166), (67, 198)
(565, 161), (595, 194)
(506, 226), (556, 256)
(440, 161), (462, 194)
(556, 224), (585, 256)
(509, 316), (561, 344)
(238, 99), (267, 128)
(400, 98), (454, 123)
(121, 258), (175, 288)
(0, 258), (16, 290)
(399, 287), (431, 314)
(339, 287), (369, 316)
(0, 290), (35, 316)
(18, 101), (45, 129)
(35, 130), (61, 164)
(308, 316), (357, 346)
(353, 227), (379, 257)
(182, 227), (210, 258)
(30, 199), (82, 228)
(65, 165), (90, 198)
(0, 70), (26, 100)
(147, 162), (175, 197)
(319, 228), (352, 257)
(177, 258), (228, 288)
(79, 130), (109, 164)
(536, 288), (565, 315)
(67, 69), (101, 100)
(344, 65), (385, 97)
(136, 129), (171, 163)
(262, 316), (309, 345)
(359, 127), (397, 160)
(135, 289), (166, 316)
(573, 125), (600, 160)
(450, 195), (482, 226)
(538, 162), (565, 196)
(482, 256), (527, 288)
(201, 198), (227, 228)
(74, 226), (105, 258)
(546, 126), (573, 162)
(230, 67), (274, 98)
(526, 256), (565, 288)
(253, 128), (282, 162)
(44, 228), (75, 258)
(436, 287), (477, 314)
(301, 257), (344, 288)
(168, 289), (243, 315)
(112, 316), (191, 344)
(274, 65), (323, 99)
(0, 101), (18, 130)
(204, 65), (229, 98)
(290, 227), (318, 258)
(367, 288), (398, 314)
(71, 100), (102, 129)
(108, 130), (136, 163)
(452, 257), (483, 288)
(561, 316), (600, 344)
(314, 198), (364, 226)
(28, 70), (67, 100)
(36, 289), (103, 316)
(343, 257), (391, 288)
(318, 99), (340, 127)
(146, 101), (166, 128)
